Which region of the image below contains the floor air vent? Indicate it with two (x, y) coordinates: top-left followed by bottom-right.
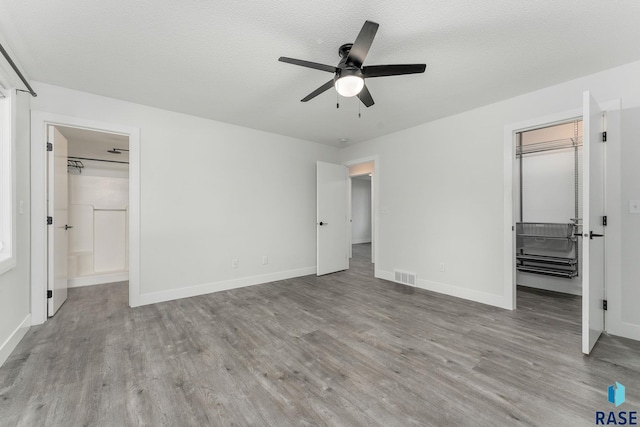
(394, 269), (417, 286)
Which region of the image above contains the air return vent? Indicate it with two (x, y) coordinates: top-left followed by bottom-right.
(394, 269), (417, 286)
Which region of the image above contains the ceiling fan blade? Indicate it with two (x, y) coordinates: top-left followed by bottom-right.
(357, 84), (374, 108)
(279, 57), (337, 73)
(363, 64), (427, 78)
(346, 20), (379, 68)
(301, 80), (335, 102)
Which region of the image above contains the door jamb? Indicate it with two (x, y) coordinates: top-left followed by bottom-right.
(31, 111), (141, 325)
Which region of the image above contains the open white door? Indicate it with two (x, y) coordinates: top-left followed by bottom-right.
(47, 126), (69, 317)
(582, 91), (606, 354)
(317, 161), (348, 275)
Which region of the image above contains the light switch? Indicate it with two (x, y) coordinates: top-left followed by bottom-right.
(630, 200), (640, 214)
(19, 200), (24, 215)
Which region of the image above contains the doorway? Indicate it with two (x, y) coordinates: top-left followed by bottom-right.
(349, 168), (374, 276)
(315, 156), (378, 277)
(515, 119), (583, 296)
(504, 91), (611, 354)
(30, 111), (141, 325)
(47, 125), (131, 317)
(63, 126), (130, 290)
(346, 158), (376, 276)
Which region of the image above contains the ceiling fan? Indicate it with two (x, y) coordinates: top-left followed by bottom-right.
(279, 20), (426, 108)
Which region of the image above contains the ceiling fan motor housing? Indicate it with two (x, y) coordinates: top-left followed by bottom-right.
(334, 66), (363, 83)
(338, 43), (354, 59)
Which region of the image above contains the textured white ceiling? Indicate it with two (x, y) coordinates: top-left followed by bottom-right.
(1, 1), (640, 146)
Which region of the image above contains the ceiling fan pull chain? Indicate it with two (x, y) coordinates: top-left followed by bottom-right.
(358, 99), (361, 118)
(336, 93), (339, 109)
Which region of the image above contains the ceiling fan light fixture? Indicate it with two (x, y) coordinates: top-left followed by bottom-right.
(335, 75), (364, 97)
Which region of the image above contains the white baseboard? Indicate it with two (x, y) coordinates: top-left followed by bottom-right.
(352, 238), (372, 245)
(0, 314), (31, 368)
(138, 266), (316, 306)
(607, 321), (640, 342)
(516, 272), (582, 296)
(377, 269), (507, 309)
(68, 272), (129, 288)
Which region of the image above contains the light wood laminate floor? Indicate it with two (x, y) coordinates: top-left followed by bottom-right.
(1, 243), (639, 426)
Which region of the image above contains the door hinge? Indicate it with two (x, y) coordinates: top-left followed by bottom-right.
(602, 216), (607, 226)
(603, 300), (608, 311)
(602, 131), (607, 142)
(47, 290), (52, 299)
(47, 216), (53, 225)
(46, 142), (53, 152)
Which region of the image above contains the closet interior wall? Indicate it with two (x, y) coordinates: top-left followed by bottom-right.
(516, 120), (583, 296)
(67, 149), (129, 288)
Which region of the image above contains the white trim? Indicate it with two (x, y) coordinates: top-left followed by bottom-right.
(607, 323), (640, 342)
(0, 314), (30, 368)
(503, 107), (582, 311)
(343, 155), (379, 273)
(30, 111), (141, 325)
(0, 88), (16, 275)
(598, 99), (630, 340)
(138, 266), (315, 306)
(68, 272), (129, 288)
(347, 174), (352, 258)
(378, 269), (508, 309)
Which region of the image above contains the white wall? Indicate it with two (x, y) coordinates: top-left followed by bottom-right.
(351, 178), (372, 244)
(0, 91), (31, 366)
(31, 82), (339, 305)
(340, 60), (640, 341)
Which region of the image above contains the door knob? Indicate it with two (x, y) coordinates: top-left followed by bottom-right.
(64, 224), (74, 230)
(318, 221), (328, 226)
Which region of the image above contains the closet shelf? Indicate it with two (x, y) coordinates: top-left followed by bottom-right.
(516, 222), (579, 279)
(516, 222), (574, 238)
(516, 234), (575, 240)
(516, 254), (577, 265)
(69, 250), (92, 256)
(516, 265), (578, 278)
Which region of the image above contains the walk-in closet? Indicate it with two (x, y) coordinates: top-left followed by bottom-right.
(515, 120), (583, 296)
(63, 127), (130, 288)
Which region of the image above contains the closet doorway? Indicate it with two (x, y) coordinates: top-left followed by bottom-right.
(63, 127), (130, 286)
(508, 91), (610, 355)
(515, 120), (583, 296)
(48, 125), (130, 317)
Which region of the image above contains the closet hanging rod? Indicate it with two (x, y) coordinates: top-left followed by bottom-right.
(517, 137), (582, 156)
(68, 156), (129, 165)
(0, 43), (37, 97)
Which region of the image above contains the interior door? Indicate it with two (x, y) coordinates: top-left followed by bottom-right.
(48, 126), (69, 317)
(582, 91), (606, 354)
(317, 161), (348, 275)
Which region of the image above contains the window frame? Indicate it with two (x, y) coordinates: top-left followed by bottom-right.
(0, 87), (16, 275)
